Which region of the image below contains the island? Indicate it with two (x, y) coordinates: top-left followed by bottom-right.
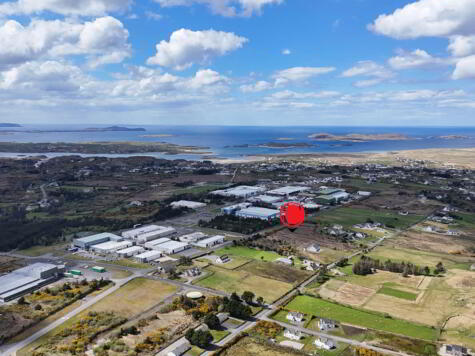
(140, 134), (175, 138)
(0, 123), (22, 128)
(438, 135), (470, 140)
(0, 126), (146, 133)
(0, 141), (210, 155)
(225, 142), (315, 149)
(308, 133), (409, 142)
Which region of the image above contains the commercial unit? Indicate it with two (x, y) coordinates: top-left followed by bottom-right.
(170, 200), (207, 209)
(92, 240), (133, 254)
(179, 232), (207, 243)
(144, 237), (171, 249)
(235, 207), (280, 220)
(249, 195), (282, 204)
(0, 263), (59, 302)
(134, 250), (163, 263)
(316, 188), (344, 195)
(74, 232), (121, 249)
(221, 203), (252, 215)
(153, 241), (190, 255)
(91, 266), (106, 273)
(211, 185), (265, 198)
(193, 235), (225, 248)
(303, 203), (321, 211)
(116, 246), (144, 257)
(267, 186), (310, 196)
(122, 225), (176, 243)
(315, 191), (350, 205)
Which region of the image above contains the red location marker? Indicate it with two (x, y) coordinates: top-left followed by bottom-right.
(280, 202), (305, 229)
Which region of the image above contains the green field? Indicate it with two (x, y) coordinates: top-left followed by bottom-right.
(194, 266), (292, 303)
(211, 329), (231, 343)
(377, 285), (418, 301)
(214, 246), (282, 262)
(199, 255), (252, 270)
(98, 258), (151, 269)
(285, 296), (438, 341)
(315, 207), (423, 229)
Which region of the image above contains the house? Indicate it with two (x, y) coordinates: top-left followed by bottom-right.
(303, 260), (320, 271)
(318, 318), (336, 331)
(446, 344), (469, 356)
(167, 340), (191, 356)
(306, 244), (321, 254)
(283, 328), (302, 341)
(314, 337), (335, 350)
(276, 257), (293, 265)
(185, 267), (201, 277)
(195, 324), (209, 332)
(287, 312), (304, 323)
(217, 312), (229, 324)
(216, 255), (230, 264)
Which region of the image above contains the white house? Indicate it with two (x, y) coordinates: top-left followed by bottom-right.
(284, 328), (302, 341)
(216, 255), (230, 264)
(306, 244), (321, 254)
(276, 257), (293, 265)
(167, 340), (191, 356)
(287, 312), (304, 323)
(314, 337), (335, 350)
(319, 318), (336, 331)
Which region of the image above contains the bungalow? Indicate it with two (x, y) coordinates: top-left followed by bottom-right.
(216, 255), (230, 264)
(167, 340), (191, 356)
(284, 328), (302, 341)
(287, 312), (304, 323)
(276, 257), (293, 265)
(314, 337), (335, 350)
(217, 312), (229, 324)
(318, 318), (336, 331)
(306, 244), (321, 254)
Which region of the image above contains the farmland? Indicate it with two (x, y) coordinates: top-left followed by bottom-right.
(284, 295), (438, 341)
(214, 246), (282, 262)
(218, 336), (305, 356)
(377, 285), (418, 301)
(194, 265), (293, 302)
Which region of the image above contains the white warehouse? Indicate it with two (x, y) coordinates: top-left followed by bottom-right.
(211, 185), (265, 198)
(193, 235), (225, 248)
(92, 240), (133, 254)
(116, 246), (144, 257)
(144, 238), (171, 250)
(134, 250), (163, 263)
(170, 200), (207, 209)
(267, 186), (310, 196)
(179, 232), (207, 243)
(122, 225), (176, 243)
(236, 207), (280, 220)
(153, 241), (190, 255)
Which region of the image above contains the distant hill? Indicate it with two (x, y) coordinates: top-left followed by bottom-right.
(0, 123), (22, 128)
(84, 126), (146, 132)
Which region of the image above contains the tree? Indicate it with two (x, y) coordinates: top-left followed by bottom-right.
(435, 262), (445, 274)
(423, 266), (431, 276)
(241, 291), (255, 305)
(256, 296), (264, 306)
(17, 296), (26, 305)
(186, 329), (213, 348)
(179, 256), (193, 266)
(204, 314), (220, 330)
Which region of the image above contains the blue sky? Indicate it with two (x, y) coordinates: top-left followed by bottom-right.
(0, 0), (474, 126)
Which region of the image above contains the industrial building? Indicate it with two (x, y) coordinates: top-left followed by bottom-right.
(74, 232), (122, 249)
(116, 246), (144, 257)
(249, 195), (282, 204)
(179, 232), (207, 243)
(170, 200), (207, 209)
(134, 250), (163, 263)
(211, 185), (265, 198)
(303, 203), (321, 210)
(267, 186), (310, 196)
(144, 237), (171, 249)
(235, 207), (280, 220)
(153, 241), (190, 254)
(221, 203), (252, 215)
(193, 235), (225, 248)
(122, 225), (176, 243)
(316, 190), (350, 204)
(92, 240), (133, 254)
(0, 263), (60, 302)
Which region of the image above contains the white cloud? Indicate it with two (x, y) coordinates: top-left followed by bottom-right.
(240, 80), (272, 93)
(272, 66), (335, 86)
(0, 17), (131, 69)
(341, 60), (393, 87)
(452, 55), (475, 79)
(368, 0), (475, 40)
(147, 29), (248, 70)
(281, 49), (291, 55)
(448, 35), (475, 57)
(145, 11), (163, 21)
(271, 90), (340, 99)
(388, 49), (447, 70)
(0, 0), (132, 16)
(186, 69), (228, 89)
(153, 0), (283, 17)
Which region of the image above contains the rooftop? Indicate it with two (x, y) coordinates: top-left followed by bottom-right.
(237, 207), (280, 218)
(267, 186), (309, 195)
(75, 232), (119, 243)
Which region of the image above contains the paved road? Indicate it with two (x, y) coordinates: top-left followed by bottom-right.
(0, 275), (137, 356)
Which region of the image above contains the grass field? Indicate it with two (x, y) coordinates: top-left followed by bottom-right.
(17, 243), (69, 257)
(285, 296), (438, 341)
(211, 329), (231, 343)
(377, 285), (418, 301)
(240, 260), (311, 284)
(98, 258), (151, 269)
(315, 207), (423, 229)
(194, 266), (293, 302)
(199, 255), (252, 270)
(214, 246), (282, 262)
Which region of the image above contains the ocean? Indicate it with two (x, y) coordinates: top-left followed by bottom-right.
(1, 125), (475, 160)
